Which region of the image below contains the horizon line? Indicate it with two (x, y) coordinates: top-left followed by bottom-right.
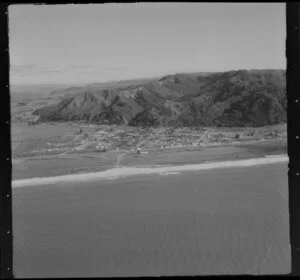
(10, 67), (286, 87)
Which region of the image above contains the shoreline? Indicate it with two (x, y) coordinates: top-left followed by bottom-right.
(12, 154), (288, 188)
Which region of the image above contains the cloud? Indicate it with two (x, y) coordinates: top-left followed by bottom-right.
(104, 66), (128, 71)
(11, 64), (129, 78)
(236, 38), (254, 44)
(11, 64), (67, 76)
(68, 64), (92, 70)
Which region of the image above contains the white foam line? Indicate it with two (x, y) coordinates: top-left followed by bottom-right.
(265, 154), (287, 158)
(12, 155), (288, 188)
(159, 172), (180, 176)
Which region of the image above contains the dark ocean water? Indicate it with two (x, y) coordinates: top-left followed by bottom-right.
(13, 162), (290, 277)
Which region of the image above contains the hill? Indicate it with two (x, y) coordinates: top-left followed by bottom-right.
(49, 77), (156, 98)
(33, 69), (286, 127)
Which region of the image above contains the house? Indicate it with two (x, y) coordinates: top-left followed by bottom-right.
(27, 116), (40, 126)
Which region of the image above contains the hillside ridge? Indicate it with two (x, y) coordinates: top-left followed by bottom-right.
(33, 69), (286, 127)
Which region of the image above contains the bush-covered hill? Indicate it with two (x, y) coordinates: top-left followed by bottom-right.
(34, 69), (286, 127)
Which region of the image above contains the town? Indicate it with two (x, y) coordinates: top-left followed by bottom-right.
(13, 121), (287, 158)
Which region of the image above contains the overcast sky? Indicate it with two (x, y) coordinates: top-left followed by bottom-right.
(9, 3), (286, 85)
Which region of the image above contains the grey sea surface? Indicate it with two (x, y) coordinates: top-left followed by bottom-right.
(13, 162), (290, 277)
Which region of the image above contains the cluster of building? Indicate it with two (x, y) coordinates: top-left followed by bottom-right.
(67, 126), (252, 154)
(17, 123), (287, 158)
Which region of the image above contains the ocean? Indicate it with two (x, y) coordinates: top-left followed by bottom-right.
(13, 162), (291, 277)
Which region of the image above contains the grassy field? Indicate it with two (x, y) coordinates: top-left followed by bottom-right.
(11, 122), (79, 157)
(12, 141), (287, 180)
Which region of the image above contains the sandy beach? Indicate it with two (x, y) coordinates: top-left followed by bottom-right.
(12, 154), (288, 188)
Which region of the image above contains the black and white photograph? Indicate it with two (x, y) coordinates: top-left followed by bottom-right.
(9, 3), (290, 277)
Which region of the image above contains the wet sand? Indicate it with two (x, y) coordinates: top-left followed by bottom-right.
(13, 162), (290, 277)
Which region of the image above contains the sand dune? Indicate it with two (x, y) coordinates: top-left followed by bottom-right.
(12, 154), (288, 188)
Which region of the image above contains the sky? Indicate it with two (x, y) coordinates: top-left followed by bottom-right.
(9, 3), (286, 85)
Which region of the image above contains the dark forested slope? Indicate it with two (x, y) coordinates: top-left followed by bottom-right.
(34, 69), (286, 127)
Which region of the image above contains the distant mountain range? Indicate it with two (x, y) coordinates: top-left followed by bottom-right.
(48, 77), (156, 97)
(33, 69), (286, 127)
